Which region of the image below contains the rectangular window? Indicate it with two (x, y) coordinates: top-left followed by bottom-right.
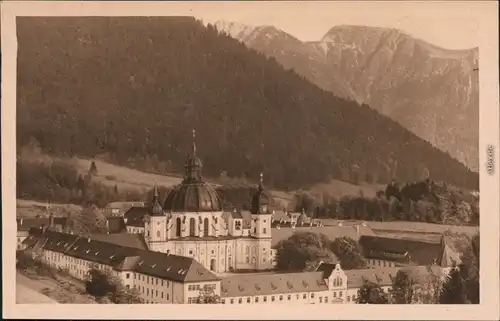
(230, 299), (234, 304)
(271, 296), (275, 302)
(263, 228), (267, 234)
(156, 279), (159, 285)
(238, 298), (242, 304)
(263, 296), (267, 302)
(126, 273), (130, 279)
(221, 299), (225, 304)
(325, 296), (328, 303)
(333, 292), (336, 298)
(161, 293), (164, 299)
(303, 294), (307, 299)
(247, 297), (251, 303)
(287, 295), (291, 300)
(156, 290), (158, 297)
(347, 296), (351, 302)
(319, 297), (323, 303)
(255, 297), (259, 303)
(339, 291), (343, 297)
(311, 293), (315, 298)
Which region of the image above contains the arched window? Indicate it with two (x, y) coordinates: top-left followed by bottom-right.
(176, 218), (181, 237)
(156, 231), (160, 238)
(189, 218), (196, 236)
(203, 218), (209, 236)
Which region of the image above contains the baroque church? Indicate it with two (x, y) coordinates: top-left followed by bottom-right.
(143, 130), (274, 273)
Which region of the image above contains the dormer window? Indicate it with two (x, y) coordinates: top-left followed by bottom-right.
(235, 220), (241, 230)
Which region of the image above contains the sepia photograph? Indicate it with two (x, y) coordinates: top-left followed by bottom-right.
(2, 1), (499, 320)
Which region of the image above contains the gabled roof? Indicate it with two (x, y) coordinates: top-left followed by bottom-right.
(397, 265), (445, 284)
(16, 217), (68, 231)
(105, 201), (145, 210)
(27, 231), (218, 283)
(358, 235), (459, 267)
(344, 267), (400, 288)
(315, 262), (341, 278)
(90, 233), (148, 250)
(240, 211), (253, 229)
(271, 225), (376, 247)
(220, 271), (328, 297)
(124, 207), (148, 220)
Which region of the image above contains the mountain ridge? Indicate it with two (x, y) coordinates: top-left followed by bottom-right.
(214, 20), (479, 171)
(16, 16), (478, 192)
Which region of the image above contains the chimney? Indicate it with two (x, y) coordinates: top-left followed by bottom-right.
(88, 237), (91, 243)
(49, 213), (54, 228)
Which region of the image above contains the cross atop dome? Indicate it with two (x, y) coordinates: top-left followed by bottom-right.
(192, 129), (197, 156)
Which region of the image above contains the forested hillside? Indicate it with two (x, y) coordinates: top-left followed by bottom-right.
(17, 17), (478, 190)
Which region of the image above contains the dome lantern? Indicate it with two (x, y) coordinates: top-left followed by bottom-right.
(251, 172), (272, 215)
(163, 130), (223, 213)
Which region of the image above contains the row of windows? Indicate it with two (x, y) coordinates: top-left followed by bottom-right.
(369, 259), (395, 267)
(134, 273), (170, 287)
(225, 292), (326, 304)
(135, 284), (170, 300)
(188, 283), (216, 292)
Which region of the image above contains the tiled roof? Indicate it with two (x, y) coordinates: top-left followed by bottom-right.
(90, 233), (148, 250)
(397, 265), (445, 284)
(123, 207), (148, 227)
(124, 207), (148, 220)
(358, 235), (458, 267)
(229, 210), (243, 219)
(21, 235), (41, 248)
(315, 262), (342, 278)
(106, 217), (127, 233)
(28, 231), (218, 283)
(240, 211), (252, 229)
(271, 225), (376, 247)
(220, 271), (328, 297)
(344, 267), (401, 289)
(106, 201), (145, 210)
(16, 217), (67, 231)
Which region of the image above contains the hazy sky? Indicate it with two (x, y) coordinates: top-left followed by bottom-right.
(176, 1), (483, 50)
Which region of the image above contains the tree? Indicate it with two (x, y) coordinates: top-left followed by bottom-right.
(440, 266), (467, 304)
(275, 232), (336, 271)
(330, 237), (367, 270)
(85, 267), (114, 298)
(356, 280), (389, 304)
(89, 160), (98, 175)
(85, 266), (143, 303)
(69, 204), (107, 235)
(391, 270), (416, 304)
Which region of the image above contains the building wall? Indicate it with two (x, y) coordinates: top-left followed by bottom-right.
(366, 259), (398, 269)
(184, 281), (221, 304)
(133, 272), (175, 304)
(221, 290), (336, 305)
(17, 231), (29, 250)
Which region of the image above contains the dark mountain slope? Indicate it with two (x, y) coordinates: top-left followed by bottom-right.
(16, 17), (478, 190)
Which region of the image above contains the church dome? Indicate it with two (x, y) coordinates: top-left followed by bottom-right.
(251, 173), (272, 215)
(163, 181), (223, 212)
(163, 129), (223, 213)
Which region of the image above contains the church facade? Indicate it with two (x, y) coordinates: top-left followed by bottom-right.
(143, 130), (274, 273)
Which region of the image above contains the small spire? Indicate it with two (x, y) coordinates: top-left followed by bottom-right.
(153, 183), (159, 199)
(191, 129), (197, 156)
